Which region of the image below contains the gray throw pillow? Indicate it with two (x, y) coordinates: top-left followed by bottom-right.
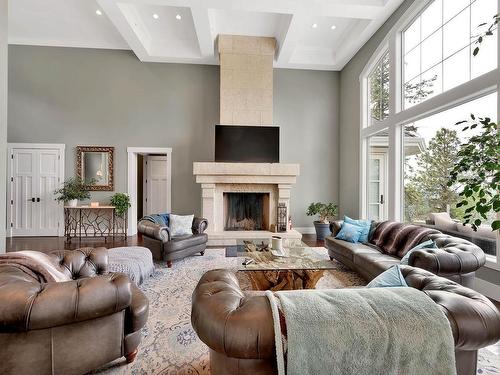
(169, 214), (194, 237)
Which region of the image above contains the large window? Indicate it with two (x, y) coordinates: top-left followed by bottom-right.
(361, 0), (499, 265)
(403, 0), (498, 109)
(368, 52), (390, 125)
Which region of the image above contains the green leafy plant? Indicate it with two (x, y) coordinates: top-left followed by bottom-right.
(110, 193), (131, 217)
(448, 115), (499, 232)
(306, 202), (338, 223)
(54, 177), (91, 202)
(472, 13), (499, 56)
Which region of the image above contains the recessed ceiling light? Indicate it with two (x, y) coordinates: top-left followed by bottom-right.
(331, 25), (337, 30)
(152, 13), (159, 20)
(312, 23), (318, 29)
(95, 9), (102, 16)
(175, 14), (182, 20)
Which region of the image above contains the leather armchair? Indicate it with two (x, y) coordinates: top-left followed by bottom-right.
(138, 217), (208, 267)
(327, 220), (485, 287)
(0, 248), (149, 375)
(192, 268), (500, 375)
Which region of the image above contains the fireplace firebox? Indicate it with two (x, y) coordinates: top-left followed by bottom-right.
(224, 193), (269, 231)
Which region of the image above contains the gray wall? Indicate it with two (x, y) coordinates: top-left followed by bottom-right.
(7, 45), (340, 228)
(338, 0), (415, 218)
(0, 0), (8, 253)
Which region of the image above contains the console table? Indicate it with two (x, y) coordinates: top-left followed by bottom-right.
(64, 206), (127, 243)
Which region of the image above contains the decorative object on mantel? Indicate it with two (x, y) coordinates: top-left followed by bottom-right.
(110, 193), (131, 217)
(90, 202), (100, 208)
(64, 205), (127, 243)
(54, 177), (91, 207)
(76, 146), (114, 191)
(277, 203), (288, 232)
(306, 202), (338, 240)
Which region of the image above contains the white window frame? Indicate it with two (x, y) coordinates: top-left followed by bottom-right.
(359, 0), (500, 269)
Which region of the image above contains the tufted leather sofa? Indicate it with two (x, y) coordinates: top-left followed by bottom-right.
(191, 268), (500, 375)
(325, 221), (486, 288)
(0, 247), (149, 375)
(138, 216), (208, 267)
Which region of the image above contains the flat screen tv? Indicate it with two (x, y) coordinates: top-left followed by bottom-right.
(215, 125), (279, 163)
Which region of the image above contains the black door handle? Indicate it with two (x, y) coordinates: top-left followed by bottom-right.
(380, 195), (384, 204)
(37, 198), (41, 202)
(31, 198), (35, 203)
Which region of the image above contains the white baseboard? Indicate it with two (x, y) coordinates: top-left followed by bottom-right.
(294, 227), (316, 235)
(474, 278), (500, 302)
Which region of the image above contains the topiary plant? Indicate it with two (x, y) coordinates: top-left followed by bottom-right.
(54, 177), (91, 203)
(110, 193), (131, 217)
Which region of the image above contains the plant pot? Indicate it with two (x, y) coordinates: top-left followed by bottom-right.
(67, 199), (78, 207)
(313, 221), (330, 241)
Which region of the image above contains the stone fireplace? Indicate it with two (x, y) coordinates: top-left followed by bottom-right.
(193, 162), (301, 245)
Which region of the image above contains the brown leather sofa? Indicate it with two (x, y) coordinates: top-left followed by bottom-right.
(0, 248), (149, 375)
(138, 217), (208, 267)
(192, 268), (500, 375)
(325, 220), (486, 288)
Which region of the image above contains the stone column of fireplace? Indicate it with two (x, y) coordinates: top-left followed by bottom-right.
(218, 35), (276, 126)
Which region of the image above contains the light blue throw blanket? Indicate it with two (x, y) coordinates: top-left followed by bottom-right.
(266, 287), (456, 375)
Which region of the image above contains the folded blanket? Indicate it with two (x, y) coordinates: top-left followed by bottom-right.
(141, 213), (169, 226)
(0, 251), (70, 283)
(266, 287), (456, 375)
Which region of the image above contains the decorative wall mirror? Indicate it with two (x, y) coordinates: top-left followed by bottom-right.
(76, 146), (114, 191)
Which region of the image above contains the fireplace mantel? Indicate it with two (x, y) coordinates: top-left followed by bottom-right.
(193, 162), (301, 245)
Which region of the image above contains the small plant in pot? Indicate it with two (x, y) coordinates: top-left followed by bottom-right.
(306, 202), (338, 240)
(110, 193), (131, 217)
(54, 177), (91, 207)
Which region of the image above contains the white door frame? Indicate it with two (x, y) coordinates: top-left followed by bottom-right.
(7, 143), (65, 237)
(127, 147), (172, 236)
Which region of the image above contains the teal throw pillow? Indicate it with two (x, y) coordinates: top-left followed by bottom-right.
(344, 216), (372, 243)
(366, 265), (408, 288)
(400, 240), (437, 265)
(335, 222), (364, 243)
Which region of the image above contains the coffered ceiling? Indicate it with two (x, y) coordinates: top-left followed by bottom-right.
(8, 0), (404, 70)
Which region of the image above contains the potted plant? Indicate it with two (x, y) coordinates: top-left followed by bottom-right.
(306, 202), (338, 240)
(110, 193), (131, 217)
(54, 177), (91, 207)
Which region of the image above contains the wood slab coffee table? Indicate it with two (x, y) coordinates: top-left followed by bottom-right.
(232, 239), (336, 291)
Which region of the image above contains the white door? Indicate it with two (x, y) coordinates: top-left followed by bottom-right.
(368, 153), (388, 221)
(144, 155), (168, 215)
(9, 146), (63, 236)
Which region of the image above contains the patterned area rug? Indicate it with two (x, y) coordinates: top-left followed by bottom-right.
(93, 248), (500, 375)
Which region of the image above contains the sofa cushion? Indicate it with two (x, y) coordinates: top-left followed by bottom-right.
(164, 233), (208, 253)
(400, 240), (437, 265)
(335, 222), (364, 243)
(344, 216), (372, 243)
(354, 251), (400, 278)
(325, 237), (379, 262)
(170, 214), (194, 236)
(370, 221), (440, 258)
(429, 212), (458, 232)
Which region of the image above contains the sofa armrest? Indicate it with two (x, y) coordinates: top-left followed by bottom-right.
(138, 220), (171, 242)
(408, 245), (485, 276)
(401, 266), (500, 350)
(192, 217), (208, 234)
(0, 272), (132, 332)
(191, 269), (275, 359)
(125, 283), (149, 334)
(50, 247), (109, 279)
(329, 220), (343, 236)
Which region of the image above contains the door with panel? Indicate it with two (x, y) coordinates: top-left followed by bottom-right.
(144, 155), (168, 215)
(9, 147), (63, 237)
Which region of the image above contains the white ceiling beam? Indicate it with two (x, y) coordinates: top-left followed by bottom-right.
(190, 0), (215, 58)
(275, 14), (304, 67)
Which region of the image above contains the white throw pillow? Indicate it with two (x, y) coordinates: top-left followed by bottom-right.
(169, 214), (194, 237)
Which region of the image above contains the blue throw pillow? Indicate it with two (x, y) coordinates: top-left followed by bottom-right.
(335, 222), (364, 243)
(400, 240), (437, 265)
(366, 265), (408, 288)
(344, 216), (372, 243)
